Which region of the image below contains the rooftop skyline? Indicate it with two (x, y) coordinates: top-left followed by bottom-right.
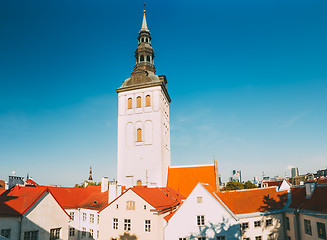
(1, 0), (326, 186)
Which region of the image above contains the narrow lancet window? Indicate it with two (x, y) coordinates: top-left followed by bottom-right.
(137, 128), (142, 142)
(145, 95), (151, 107)
(136, 96), (141, 108)
(127, 98), (132, 109)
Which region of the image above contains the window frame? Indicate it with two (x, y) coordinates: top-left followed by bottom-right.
(145, 219), (151, 232)
(124, 219), (131, 231)
(304, 219), (312, 235)
(197, 215), (205, 226)
(50, 228), (61, 240)
(317, 222), (327, 239)
(113, 218), (118, 230)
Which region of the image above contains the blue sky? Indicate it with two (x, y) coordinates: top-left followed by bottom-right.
(1, 0), (326, 186)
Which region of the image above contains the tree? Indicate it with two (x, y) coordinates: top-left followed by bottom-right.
(223, 181), (244, 191)
(244, 180), (257, 189)
(74, 180), (101, 188)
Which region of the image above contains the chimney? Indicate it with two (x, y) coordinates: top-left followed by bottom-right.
(109, 180), (122, 204)
(305, 181), (315, 199)
(9, 176), (24, 189)
(101, 177), (109, 193)
(214, 160), (220, 192)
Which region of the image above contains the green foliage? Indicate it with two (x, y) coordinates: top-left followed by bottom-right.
(224, 181), (244, 190)
(74, 180), (101, 188)
(222, 180), (257, 191)
(244, 180), (257, 189)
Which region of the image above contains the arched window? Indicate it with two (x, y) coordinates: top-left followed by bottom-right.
(145, 95), (151, 107)
(140, 55), (144, 62)
(141, 38), (144, 42)
(146, 38), (148, 43)
(136, 180), (142, 186)
(146, 55), (150, 62)
(136, 96), (141, 108)
(137, 128), (142, 142)
(127, 98), (132, 109)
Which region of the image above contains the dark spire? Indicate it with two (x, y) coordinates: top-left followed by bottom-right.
(133, 10), (156, 73)
(88, 166), (93, 182)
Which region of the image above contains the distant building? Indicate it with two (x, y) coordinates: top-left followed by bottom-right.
(230, 170), (242, 182)
(317, 169), (327, 177)
(291, 167), (299, 178)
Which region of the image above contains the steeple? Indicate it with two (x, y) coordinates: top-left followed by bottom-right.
(133, 9), (155, 73)
(88, 166), (93, 182)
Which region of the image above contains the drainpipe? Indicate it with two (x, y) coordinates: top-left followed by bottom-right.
(18, 215), (23, 240)
(294, 209), (302, 240)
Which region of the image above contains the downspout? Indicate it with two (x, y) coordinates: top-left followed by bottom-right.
(294, 209), (302, 240)
(18, 215), (23, 240)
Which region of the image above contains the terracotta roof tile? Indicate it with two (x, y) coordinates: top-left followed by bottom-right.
(48, 186), (108, 210)
(131, 186), (185, 211)
(217, 187), (287, 214)
(25, 179), (39, 186)
(167, 165), (217, 197)
(289, 185), (327, 213)
(0, 185), (48, 216)
(317, 177), (327, 184)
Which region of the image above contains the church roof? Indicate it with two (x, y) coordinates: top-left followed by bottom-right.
(166, 164), (217, 197)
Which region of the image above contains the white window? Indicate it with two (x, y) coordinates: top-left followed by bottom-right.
(144, 205), (147, 210)
(197, 215), (205, 226)
(97, 215), (100, 224)
(69, 227), (75, 236)
(145, 220), (151, 232)
(50, 228), (60, 240)
(243, 238), (250, 240)
(113, 218), (118, 229)
(124, 219), (131, 231)
(126, 201), (135, 210)
(116, 204), (119, 209)
(255, 236), (262, 240)
(198, 237), (206, 240)
(217, 236), (225, 240)
(82, 228), (86, 237)
(97, 230), (99, 239)
(254, 220), (261, 227)
(24, 231), (38, 240)
(179, 238), (187, 240)
(89, 229), (93, 238)
(242, 222), (249, 229)
(90, 214), (94, 223)
(82, 213), (87, 221)
(197, 197), (202, 203)
(266, 219), (272, 227)
(70, 212), (74, 221)
(0, 229), (11, 239)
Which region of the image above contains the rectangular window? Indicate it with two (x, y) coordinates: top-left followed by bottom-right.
(243, 238), (250, 240)
(90, 214), (94, 223)
(83, 213), (87, 221)
(69, 227), (75, 237)
(254, 220), (261, 227)
(50, 228), (60, 240)
(285, 217), (290, 230)
(198, 237), (206, 240)
(317, 222), (326, 239)
(266, 219), (272, 227)
(304, 219), (312, 235)
(82, 228), (86, 237)
(197, 197), (203, 203)
(0, 229), (11, 239)
(217, 236), (226, 240)
(255, 236), (262, 240)
(97, 215), (100, 224)
(287, 236), (291, 240)
(126, 201), (135, 210)
(242, 222), (249, 229)
(69, 212), (74, 221)
(179, 238), (187, 240)
(113, 218), (118, 229)
(145, 220), (151, 232)
(97, 230), (99, 239)
(197, 215), (205, 226)
(124, 219), (131, 231)
(89, 229), (93, 238)
(268, 233), (275, 240)
(24, 231), (38, 240)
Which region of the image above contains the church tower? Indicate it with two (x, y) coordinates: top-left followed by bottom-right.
(116, 10), (171, 188)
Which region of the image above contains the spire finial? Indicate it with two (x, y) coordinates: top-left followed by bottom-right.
(141, 3), (148, 31)
(143, 3), (146, 13)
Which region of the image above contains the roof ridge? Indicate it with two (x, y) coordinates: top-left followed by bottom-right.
(170, 164), (214, 168)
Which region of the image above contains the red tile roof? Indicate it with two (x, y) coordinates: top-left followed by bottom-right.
(262, 180), (283, 187)
(0, 185), (49, 216)
(131, 186), (185, 211)
(48, 186), (108, 210)
(217, 187), (288, 214)
(289, 185), (327, 213)
(317, 177), (327, 184)
(167, 165), (217, 197)
(25, 179), (39, 186)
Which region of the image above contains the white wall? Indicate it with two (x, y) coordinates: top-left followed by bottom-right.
(165, 183), (240, 240)
(239, 214), (285, 240)
(100, 189), (166, 240)
(0, 216), (20, 240)
(298, 213), (327, 240)
(117, 86), (170, 188)
(22, 191), (69, 240)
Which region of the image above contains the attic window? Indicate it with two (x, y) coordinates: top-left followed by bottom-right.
(93, 200), (98, 204)
(197, 197), (202, 203)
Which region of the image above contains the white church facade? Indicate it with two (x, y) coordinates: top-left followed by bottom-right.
(116, 11), (171, 188)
